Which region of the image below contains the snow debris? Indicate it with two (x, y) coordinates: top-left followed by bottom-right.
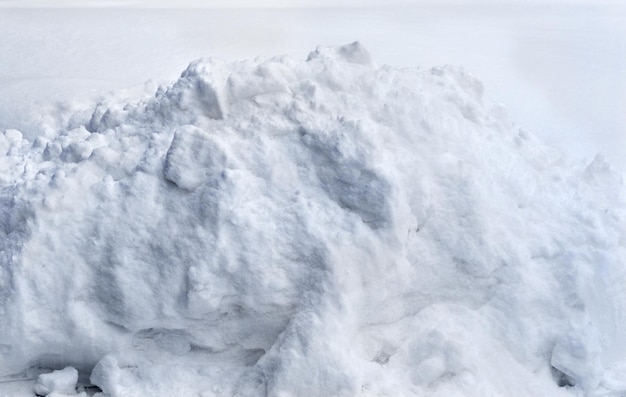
(0, 42), (625, 396)
(33, 366), (83, 397)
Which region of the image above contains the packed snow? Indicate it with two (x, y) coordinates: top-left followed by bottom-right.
(0, 42), (625, 396)
(33, 367), (83, 397)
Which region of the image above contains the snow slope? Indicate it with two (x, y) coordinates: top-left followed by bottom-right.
(1, 43), (625, 396)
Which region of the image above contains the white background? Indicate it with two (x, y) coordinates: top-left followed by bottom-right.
(1, 1), (624, 172)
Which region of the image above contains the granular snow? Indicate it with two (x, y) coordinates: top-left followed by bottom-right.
(0, 42), (625, 397)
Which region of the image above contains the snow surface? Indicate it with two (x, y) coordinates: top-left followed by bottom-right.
(1, 42), (626, 396)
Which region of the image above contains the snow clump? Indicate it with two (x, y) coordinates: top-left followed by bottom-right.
(33, 366), (84, 397)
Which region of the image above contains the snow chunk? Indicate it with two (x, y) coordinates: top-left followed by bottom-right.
(89, 356), (120, 397)
(33, 367), (79, 396)
(163, 125), (227, 191)
(307, 41), (373, 66)
(551, 329), (603, 390)
(165, 58), (228, 120)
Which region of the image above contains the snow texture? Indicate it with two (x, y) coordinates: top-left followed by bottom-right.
(1, 42), (625, 396)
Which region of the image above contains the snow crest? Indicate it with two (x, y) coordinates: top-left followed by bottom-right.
(1, 42), (625, 396)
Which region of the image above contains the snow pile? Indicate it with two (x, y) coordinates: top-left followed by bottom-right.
(1, 42), (625, 396)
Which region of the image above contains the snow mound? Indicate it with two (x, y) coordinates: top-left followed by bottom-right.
(1, 42), (625, 396)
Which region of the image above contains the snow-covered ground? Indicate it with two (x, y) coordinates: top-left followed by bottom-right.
(1, 3), (625, 397)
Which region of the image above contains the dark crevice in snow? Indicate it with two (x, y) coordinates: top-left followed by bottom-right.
(551, 365), (577, 388)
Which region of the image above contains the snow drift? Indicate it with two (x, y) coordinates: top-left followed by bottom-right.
(1, 42), (625, 396)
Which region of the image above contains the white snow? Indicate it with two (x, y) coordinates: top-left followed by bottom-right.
(0, 41), (625, 396)
(33, 367), (83, 397)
